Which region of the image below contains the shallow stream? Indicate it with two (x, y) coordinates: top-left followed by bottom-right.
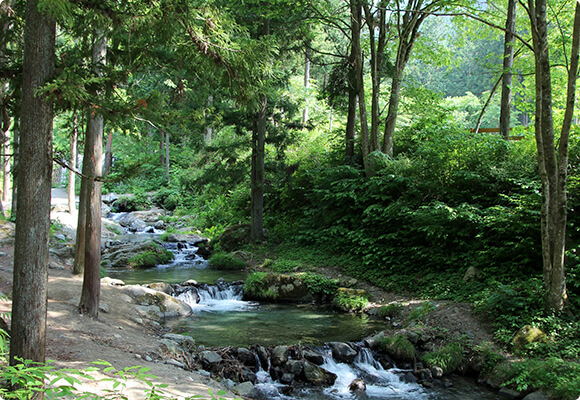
(103, 231), (503, 400)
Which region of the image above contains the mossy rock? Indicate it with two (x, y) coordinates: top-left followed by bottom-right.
(103, 242), (173, 269)
(244, 272), (313, 302)
(512, 325), (547, 351)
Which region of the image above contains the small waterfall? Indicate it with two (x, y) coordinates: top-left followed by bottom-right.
(159, 242), (208, 269)
(176, 282), (253, 313)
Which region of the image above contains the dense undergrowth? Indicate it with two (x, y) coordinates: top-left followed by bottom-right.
(106, 118), (580, 398)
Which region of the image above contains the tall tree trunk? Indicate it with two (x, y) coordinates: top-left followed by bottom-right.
(10, 0), (55, 369)
(9, 116), (18, 219)
(204, 95), (214, 145)
(73, 149), (88, 275)
(499, 0), (517, 140)
(302, 48), (311, 126)
(165, 131), (170, 180)
(382, 0), (429, 155)
(363, 1), (386, 153)
(250, 97), (266, 242)
(79, 27), (106, 318)
(475, 75), (502, 133)
(345, 0), (361, 161)
(103, 130), (113, 176)
(68, 114), (78, 213)
(529, 0), (573, 314)
(383, 72), (403, 155)
(1, 82), (10, 206)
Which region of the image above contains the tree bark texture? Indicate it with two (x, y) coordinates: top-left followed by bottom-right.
(68, 114), (78, 213)
(103, 130), (113, 176)
(382, 0), (431, 155)
(250, 97), (266, 242)
(73, 151), (88, 275)
(529, 0), (571, 313)
(363, 1), (386, 153)
(302, 48), (311, 126)
(9, 117), (18, 219)
(79, 27), (106, 318)
(1, 81), (10, 205)
(10, 0), (55, 367)
(345, 0), (360, 161)
(499, 0), (517, 140)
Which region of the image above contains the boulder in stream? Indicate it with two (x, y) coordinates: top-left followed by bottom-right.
(271, 345), (290, 367)
(123, 285), (191, 320)
(302, 361), (337, 386)
(329, 342), (357, 363)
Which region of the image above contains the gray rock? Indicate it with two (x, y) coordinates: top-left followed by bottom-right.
(124, 285), (191, 320)
(101, 277), (126, 286)
(303, 350), (325, 365)
(242, 367), (257, 383)
(329, 342), (357, 363)
(522, 392), (550, 400)
(285, 360), (304, 375)
(280, 373), (294, 384)
(237, 347), (257, 366)
(235, 381), (255, 397)
(164, 233), (208, 245)
(302, 361), (337, 386)
(401, 372), (417, 383)
(349, 378), (366, 392)
(364, 331), (385, 349)
(499, 387), (523, 399)
(162, 333), (196, 352)
(159, 339), (179, 353)
(200, 351), (223, 366)
(256, 346), (269, 369)
(271, 346), (290, 367)
(154, 220), (166, 230)
(146, 282), (173, 295)
(49, 242), (74, 260)
(0, 251), (7, 257)
(223, 379), (236, 389)
(164, 359), (184, 368)
(99, 303), (110, 313)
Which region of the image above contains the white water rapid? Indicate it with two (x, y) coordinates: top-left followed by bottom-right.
(176, 283), (255, 313)
(253, 348), (428, 400)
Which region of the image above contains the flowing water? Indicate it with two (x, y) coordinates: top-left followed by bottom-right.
(170, 285), (387, 347)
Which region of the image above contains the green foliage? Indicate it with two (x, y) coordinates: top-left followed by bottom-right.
(209, 252), (247, 271)
(497, 358), (580, 400)
(269, 259), (304, 273)
(422, 342), (465, 375)
(378, 335), (417, 361)
(244, 272), (278, 300)
(128, 248), (174, 269)
(474, 343), (506, 373)
(300, 273), (339, 299)
(377, 303), (403, 319)
(332, 288), (369, 313)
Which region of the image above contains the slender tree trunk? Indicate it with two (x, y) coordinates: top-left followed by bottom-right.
(204, 95), (214, 145)
(73, 149), (88, 275)
(529, 0), (571, 313)
(499, 0), (517, 140)
(1, 81), (10, 206)
(345, 0), (361, 161)
(10, 0), (55, 370)
(363, 2), (385, 153)
(165, 131), (170, 180)
(302, 48), (311, 126)
(68, 114), (78, 213)
(250, 97), (266, 242)
(79, 27), (106, 318)
(383, 72), (403, 155)
(9, 116), (18, 219)
(103, 130), (113, 176)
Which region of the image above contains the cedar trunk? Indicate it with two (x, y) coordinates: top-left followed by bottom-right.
(499, 0), (517, 139)
(10, 0), (55, 367)
(79, 28), (106, 317)
(250, 97), (266, 242)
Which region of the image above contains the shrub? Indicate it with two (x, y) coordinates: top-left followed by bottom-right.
(332, 288), (369, 312)
(377, 303), (403, 318)
(127, 247), (173, 268)
(244, 272), (278, 300)
(300, 273), (339, 299)
(378, 334), (417, 361)
(209, 252), (247, 271)
(422, 342), (465, 375)
(407, 302), (437, 323)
